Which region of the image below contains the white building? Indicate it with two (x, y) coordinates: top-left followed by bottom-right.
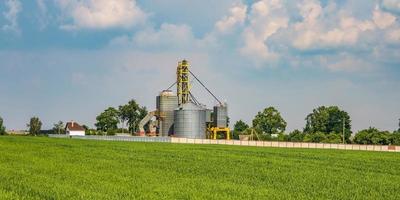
(65, 121), (85, 136)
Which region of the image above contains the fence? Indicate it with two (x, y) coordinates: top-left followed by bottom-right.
(48, 134), (171, 143)
(170, 138), (400, 152)
(48, 134), (400, 152)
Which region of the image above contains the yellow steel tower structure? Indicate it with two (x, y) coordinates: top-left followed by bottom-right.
(177, 60), (191, 105)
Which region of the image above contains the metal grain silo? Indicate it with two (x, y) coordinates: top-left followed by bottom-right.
(213, 104), (228, 128)
(156, 90), (178, 136)
(174, 102), (207, 139)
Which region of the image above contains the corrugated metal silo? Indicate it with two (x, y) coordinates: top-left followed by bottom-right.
(205, 109), (212, 123)
(213, 104), (228, 128)
(156, 90), (178, 136)
(174, 102), (207, 139)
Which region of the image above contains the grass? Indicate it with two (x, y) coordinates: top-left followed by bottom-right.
(0, 136), (399, 200)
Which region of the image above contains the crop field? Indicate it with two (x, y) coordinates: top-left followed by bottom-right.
(0, 136), (399, 200)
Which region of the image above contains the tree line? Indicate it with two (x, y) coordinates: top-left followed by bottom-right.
(91, 99), (147, 135)
(0, 99), (147, 136)
(232, 106), (400, 145)
(1, 104), (399, 145)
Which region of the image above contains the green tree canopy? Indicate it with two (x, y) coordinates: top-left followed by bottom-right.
(28, 117), (42, 135)
(232, 120), (249, 139)
(95, 107), (120, 132)
(390, 131), (400, 145)
(82, 124), (89, 130)
(233, 120), (249, 133)
(0, 116), (6, 135)
(53, 121), (65, 134)
(252, 107), (287, 135)
(288, 129), (305, 142)
(353, 127), (390, 145)
(119, 100), (147, 133)
(304, 106), (351, 142)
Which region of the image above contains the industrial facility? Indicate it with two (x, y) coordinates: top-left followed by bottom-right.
(138, 60), (230, 139)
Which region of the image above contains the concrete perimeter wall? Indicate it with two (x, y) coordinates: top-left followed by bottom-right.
(170, 138), (400, 153)
(48, 135), (400, 153)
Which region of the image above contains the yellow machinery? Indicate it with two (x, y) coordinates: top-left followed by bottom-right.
(176, 60), (191, 106)
(209, 127), (231, 140)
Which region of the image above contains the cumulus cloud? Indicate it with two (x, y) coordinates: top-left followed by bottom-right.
(381, 0), (400, 14)
(290, 0), (381, 51)
(386, 28), (400, 43)
(111, 0), (399, 72)
(109, 23), (199, 51)
(372, 7), (396, 29)
(240, 0), (289, 63)
(57, 0), (147, 30)
(2, 0), (22, 33)
(215, 2), (247, 33)
(326, 55), (375, 72)
(36, 0), (49, 30)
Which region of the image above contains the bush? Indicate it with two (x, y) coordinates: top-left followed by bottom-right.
(85, 129), (98, 135)
(389, 131), (400, 145)
(303, 132), (326, 143)
(353, 127), (390, 145)
(106, 129), (117, 136)
(0, 117), (6, 135)
(288, 130), (305, 142)
(277, 133), (289, 141)
(322, 133), (342, 144)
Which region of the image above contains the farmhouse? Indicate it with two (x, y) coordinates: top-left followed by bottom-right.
(65, 121), (85, 136)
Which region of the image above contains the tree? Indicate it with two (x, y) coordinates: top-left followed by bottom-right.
(390, 131), (400, 145)
(0, 116), (6, 135)
(119, 100), (148, 133)
(322, 133), (342, 144)
(232, 120), (249, 139)
(234, 120), (249, 133)
(95, 107), (120, 133)
(82, 124), (89, 130)
(53, 121), (65, 134)
(28, 117), (42, 136)
(252, 107), (287, 135)
(303, 132), (326, 143)
(288, 129), (305, 142)
(304, 106), (352, 142)
(353, 127), (390, 145)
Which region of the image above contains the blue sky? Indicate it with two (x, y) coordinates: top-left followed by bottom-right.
(0, 0), (399, 132)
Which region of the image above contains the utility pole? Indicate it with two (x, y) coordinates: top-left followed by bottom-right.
(342, 118), (345, 144)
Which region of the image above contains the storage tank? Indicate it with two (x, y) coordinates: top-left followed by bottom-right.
(174, 102), (207, 139)
(205, 109), (213, 123)
(213, 104), (228, 128)
(156, 90), (178, 136)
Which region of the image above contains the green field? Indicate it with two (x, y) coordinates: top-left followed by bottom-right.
(0, 136), (399, 200)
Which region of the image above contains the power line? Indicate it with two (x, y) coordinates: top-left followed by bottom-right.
(188, 70), (222, 105)
(166, 81), (177, 90)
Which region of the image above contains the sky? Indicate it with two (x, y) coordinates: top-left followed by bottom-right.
(0, 0), (399, 132)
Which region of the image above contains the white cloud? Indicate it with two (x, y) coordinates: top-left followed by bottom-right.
(298, 0), (322, 26)
(386, 28), (400, 43)
(133, 24), (194, 47)
(240, 0), (289, 63)
(109, 23), (203, 52)
(215, 2), (247, 33)
(381, 0), (400, 14)
(291, 1), (379, 51)
(57, 0), (147, 30)
(36, 0), (49, 30)
(2, 0), (22, 33)
(327, 55), (375, 72)
(372, 8), (396, 29)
